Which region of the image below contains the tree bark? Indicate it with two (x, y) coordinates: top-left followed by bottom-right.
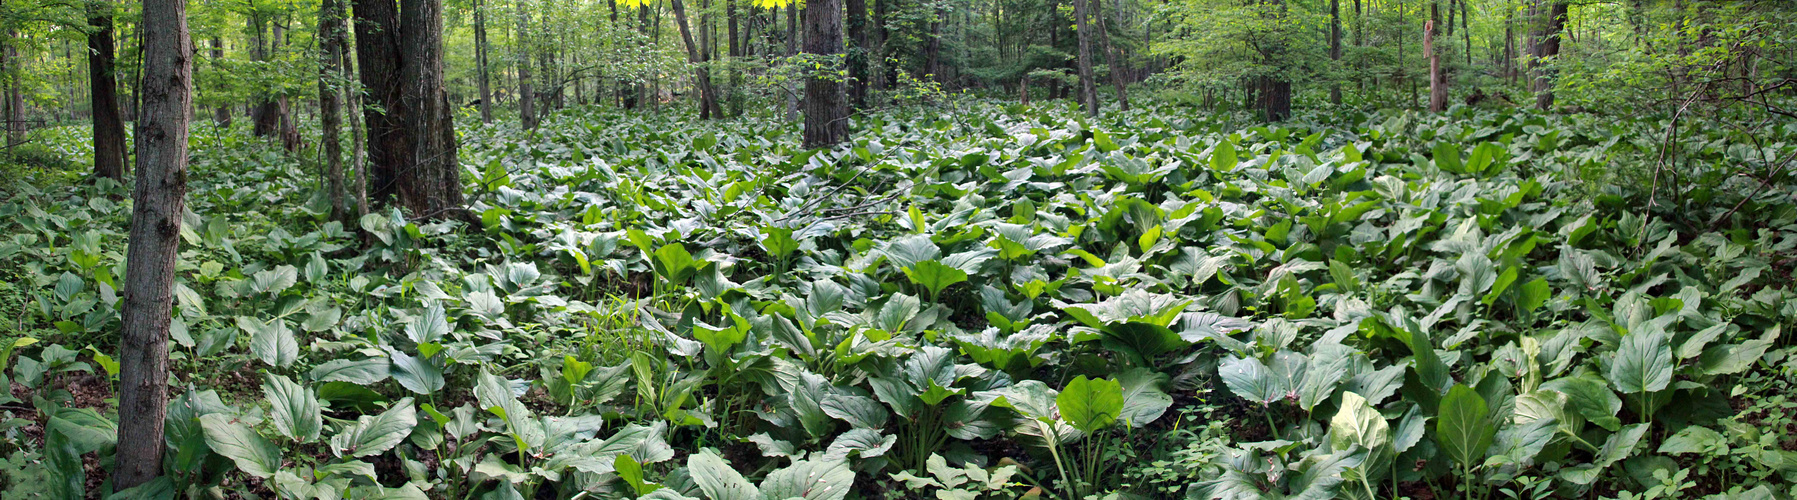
(802, 0), (848, 148)
(320, 0), (348, 221)
(925, 5), (942, 83)
(516, 0), (537, 129)
(727, 0), (742, 116)
(114, 0), (190, 488)
(274, 24), (301, 152)
(475, 0), (493, 123)
(3, 35), (22, 147)
(397, 0), (462, 218)
(1529, 0), (1567, 110)
(871, 0), (887, 92)
(671, 0), (721, 119)
(354, 0), (408, 202)
(88, 0), (127, 182)
(1072, 0), (1098, 116)
(251, 15), (282, 138)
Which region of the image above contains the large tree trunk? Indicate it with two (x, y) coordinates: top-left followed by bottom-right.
(516, 1), (537, 130)
(274, 24), (301, 152)
(1072, 0), (1098, 116)
(474, 0), (493, 123)
(1529, 0), (1567, 110)
(671, 0), (721, 119)
(870, 0), (887, 92)
(846, 0), (868, 109)
(802, 0), (847, 148)
(353, 0), (408, 203)
(114, 0), (191, 488)
(320, 0), (349, 222)
(88, 0), (127, 182)
(397, 0), (462, 217)
(1092, 0), (1128, 111)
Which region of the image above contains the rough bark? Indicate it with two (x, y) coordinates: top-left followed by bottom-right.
(475, 0), (493, 123)
(846, 0), (868, 109)
(870, 0), (887, 92)
(353, 0), (408, 202)
(802, 0), (848, 148)
(670, 0), (721, 119)
(784, 3), (799, 122)
(87, 0), (127, 182)
(251, 16), (282, 139)
(726, 0), (742, 116)
(115, 0), (190, 488)
(397, 0), (463, 218)
(1529, 0), (1567, 110)
(3, 36), (21, 147)
(320, 0), (348, 221)
(925, 5), (942, 82)
(1073, 0), (1098, 116)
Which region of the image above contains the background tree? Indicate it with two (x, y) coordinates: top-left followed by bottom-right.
(86, 0), (125, 181)
(803, 0), (848, 147)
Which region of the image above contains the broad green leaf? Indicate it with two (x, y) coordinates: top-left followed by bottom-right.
(1607, 328), (1672, 394)
(199, 413), (282, 478)
(688, 449), (758, 500)
(331, 398), (417, 458)
(1116, 368), (1173, 427)
(1057, 375), (1124, 433)
(1219, 356), (1281, 406)
(310, 357), (391, 385)
(1436, 384), (1496, 468)
(263, 374), (322, 442)
(251, 320), (299, 368)
(760, 459), (854, 500)
(902, 259), (969, 299)
(387, 348), (444, 395)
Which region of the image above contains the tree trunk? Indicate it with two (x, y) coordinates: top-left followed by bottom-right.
(274, 24), (301, 152)
(846, 0), (868, 109)
(1530, 0), (1567, 110)
(210, 37), (230, 126)
(925, 6), (942, 83)
(88, 0), (127, 182)
(114, 0), (191, 488)
(670, 0), (721, 119)
(1329, 0), (1342, 105)
(475, 0), (493, 123)
(396, 0), (462, 218)
(320, 0), (348, 222)
(802, 0), (848, 148)
(516, 1), (537, 129)
(871, 0), (887, 92)
(1258, 76), (1291, 121)
(1072, 0), (1097, 116)
(3, 37), (22, 147)
(784, 3), (799, 122)
(727, 0), (742, 116)
(1427, 17), (1446, 112)
(1092, 0), (1128, 110)
(251, 16), (282, 138)
(354, 0), (408, 203)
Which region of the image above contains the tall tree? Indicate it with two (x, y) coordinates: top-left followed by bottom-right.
(670, 0), (722, 119)
(802, 0), (848, 147)
(114, 0), (191, 488)
(1072, 0), (1098, 116)
(320, 0), (349, 221)
(1529, 0), (1567, 110)
(87, 0), (127, 181)
(1092, 0), (1128, 110)
(210, 37), (230, 126)
(846, 0), (869, 109)
(1328, 0), (1342, 104)
(1427, 5), (1446, 111)
(516, 0), (536, 130)
(3, 27), (22, 147)
(475, 0), (494, 123)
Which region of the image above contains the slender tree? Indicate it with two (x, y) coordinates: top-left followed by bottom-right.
(320, 0), (349, 221)
(671, 0), (722, 119)
(1093, 0), (1128, 110)
(87, 0), (127, 182)
(802, 0), (848, 147)
(475, 0), (494, 123)
(516, 0), (537, 129)
(114, 0), (191, 488)
(1427, 4), (1447, 112)
(847, 0), (869, 109)
(210, 37), (230, 126)
(1329, 0), (1342, 104)
(1073, 0), (1098, 116)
